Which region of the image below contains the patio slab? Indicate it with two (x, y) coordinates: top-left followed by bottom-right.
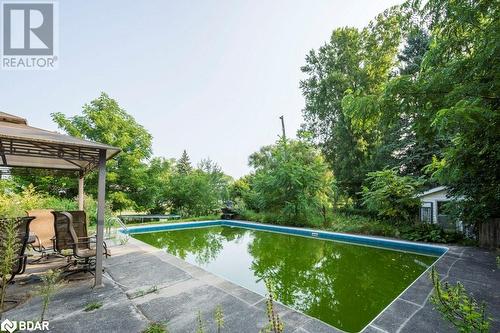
(3, 235), (499, 333)
(363, 246), (500, 333)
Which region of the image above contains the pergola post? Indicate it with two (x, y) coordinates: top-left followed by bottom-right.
(78, 170), (84, 210)
(94, 149), (107, 288)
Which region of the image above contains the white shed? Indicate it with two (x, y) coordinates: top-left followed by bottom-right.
(416, 186), (450, 225)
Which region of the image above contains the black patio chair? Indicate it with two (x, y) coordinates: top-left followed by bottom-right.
(52, 211), (109, 276)
(0, 216), (35, 284)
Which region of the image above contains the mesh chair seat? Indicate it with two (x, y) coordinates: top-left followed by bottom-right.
(75, 248), (96, 258)
(52, 211), (109, 276)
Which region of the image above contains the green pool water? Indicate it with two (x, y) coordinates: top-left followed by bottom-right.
(132, 226), (437, 332)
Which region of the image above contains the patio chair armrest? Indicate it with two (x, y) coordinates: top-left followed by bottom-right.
(69, 240), (93, 246)
(78, 236), (94, 240)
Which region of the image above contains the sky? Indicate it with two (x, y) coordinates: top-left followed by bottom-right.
(0, 0), (403, 178)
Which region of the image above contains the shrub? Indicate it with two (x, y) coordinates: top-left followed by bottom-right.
(35, 269), (62, 321)
(0, 183), (77, 218)
(361, 168), (423, 222)
(261, 280), (284, 333)
(430, 268), (491, 332)
(0, 218), (21, 319)
(399, 224), (463, 244)
(214, 305), (224, 333)
(245, 139), (334, 227)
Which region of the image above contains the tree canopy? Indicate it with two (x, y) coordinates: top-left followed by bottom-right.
(299, 0), (499, 223)
(244, 139), (334, 226)
(51, 92), (153, 211)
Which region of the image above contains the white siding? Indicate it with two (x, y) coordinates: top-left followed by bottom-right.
(419, 189), (449, 223)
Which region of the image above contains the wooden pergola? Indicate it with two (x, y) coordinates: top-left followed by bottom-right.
(0, 111), (120, 287)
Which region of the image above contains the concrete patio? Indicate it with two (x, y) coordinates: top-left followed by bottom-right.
(3, 236), (499, 333)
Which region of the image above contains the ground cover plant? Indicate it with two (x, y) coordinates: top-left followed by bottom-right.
(430, 268), (491, 333)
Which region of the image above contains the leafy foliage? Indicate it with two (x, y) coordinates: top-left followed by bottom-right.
(142, 322), (168, 333)
(430, 267), (491, 333)
(300, 7), (403, 200)
(300, 0), (499, 227)
(245, 139), (333, 227)
(428, 103), (500, 223)
(215, 305), (224, 333)
(35, 269), (62, 321)
(84, 301), (103, 312)
(0, 218), (21, 319)
(0, 183), (77, 218)
(196, 311), (205, 333)
(52, 92), (153, 211)
(167, 154), (230, 217)
(399, 223), (462, 243)
(260, 280), (284, 333)
(412, 0), (500, 224)
(134, 157), (175, 214)
(361, 168), (423, 222)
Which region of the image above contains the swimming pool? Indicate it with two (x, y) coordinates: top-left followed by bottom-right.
(126, 220), (447, 332)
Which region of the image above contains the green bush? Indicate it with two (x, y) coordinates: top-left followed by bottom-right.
(430, 268), (491, 332)
(0, 181), (104, 226)
(0, 184), (77, 218)
(327, 212), (399, 237)
(242, 139), (334, 227)
(335, 207), (379, 219)
(361, 168), (423, 222)
(399, 223), (463, 243)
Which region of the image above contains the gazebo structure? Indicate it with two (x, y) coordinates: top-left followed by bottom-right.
(0, 111), (120, 287)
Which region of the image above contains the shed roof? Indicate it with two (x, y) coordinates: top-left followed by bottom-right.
(416, 186), (447, 198)
(0, 111), (120, 173)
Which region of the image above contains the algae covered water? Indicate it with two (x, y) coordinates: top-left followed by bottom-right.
(133, 226), (436, 332)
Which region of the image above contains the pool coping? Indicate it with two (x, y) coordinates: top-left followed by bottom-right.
(122, 220), (449, 332)
(123, 219), (448, 256)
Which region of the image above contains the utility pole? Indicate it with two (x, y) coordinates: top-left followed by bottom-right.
(279, 115), (288, 160)
(279, 115), (286, 142)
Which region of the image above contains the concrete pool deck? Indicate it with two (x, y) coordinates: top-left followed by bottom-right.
(4, 236), (499, 333)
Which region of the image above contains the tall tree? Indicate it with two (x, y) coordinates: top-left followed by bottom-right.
(300, 7), (403, 201)
(134, 157), (174, 214)
(415, 0), (500, 223)
(382, 27), (439, 177)
(52, 92), (153, 211)
(397, 28), (430, 76)
(198, 158), (232, 203)
(177, 150), (192, 175)
(247, 139), (334, 226)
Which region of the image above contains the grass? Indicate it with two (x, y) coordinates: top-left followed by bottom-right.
(325, 212), (398, 237)
(84, 301), (103, 312)
(142, 322), (168, 333)
(130, 285), (158, 299)
(125, 215), (220, 227)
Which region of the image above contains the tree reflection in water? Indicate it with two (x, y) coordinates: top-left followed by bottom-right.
(133, 226), (436, 332)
